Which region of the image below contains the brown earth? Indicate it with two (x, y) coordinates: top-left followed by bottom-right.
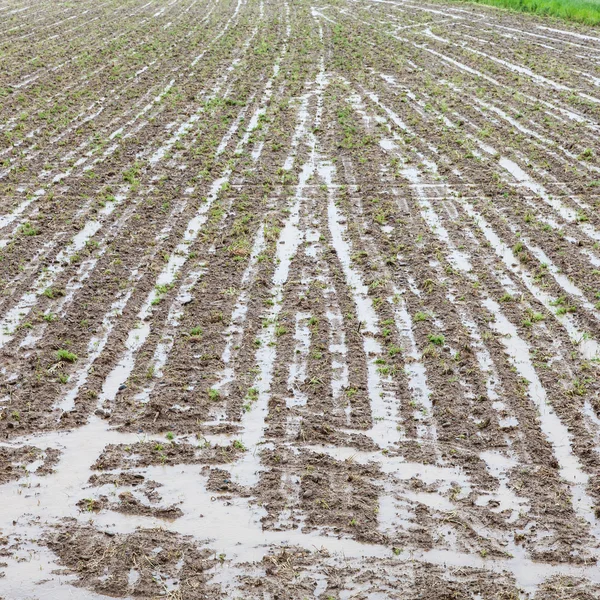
(1, 0), (600, 597)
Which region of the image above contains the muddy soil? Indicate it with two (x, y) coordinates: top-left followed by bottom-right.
(1, 0), (600, 597)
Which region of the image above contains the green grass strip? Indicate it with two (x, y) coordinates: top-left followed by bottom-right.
(451, 0), (600, 26)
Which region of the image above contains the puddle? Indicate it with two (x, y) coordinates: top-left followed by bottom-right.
(211, 225), (266, 406)
(476, 450), (530, 521)
(483, 297), (600, 541)
(325, 162), (401, 447)
(134, 265), (205, 405)
(70, 57), (285, 416)
(389, 288), (436, 444)
(230, 156), (309, 484)
(228, 59), (330, 484)
(285, 312), (311, 409)
(459, 198), (600, 360)
(0, 544), (126, 600)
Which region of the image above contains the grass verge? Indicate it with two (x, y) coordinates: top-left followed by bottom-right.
(451, 0), (600, 26)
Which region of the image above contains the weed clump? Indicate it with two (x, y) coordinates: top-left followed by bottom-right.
(56, 349), (78, 363)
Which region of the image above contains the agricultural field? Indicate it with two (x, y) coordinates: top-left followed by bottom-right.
(0, 0), (600, 597)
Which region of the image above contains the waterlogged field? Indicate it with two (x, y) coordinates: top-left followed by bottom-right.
(1, 0), (600, 597)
